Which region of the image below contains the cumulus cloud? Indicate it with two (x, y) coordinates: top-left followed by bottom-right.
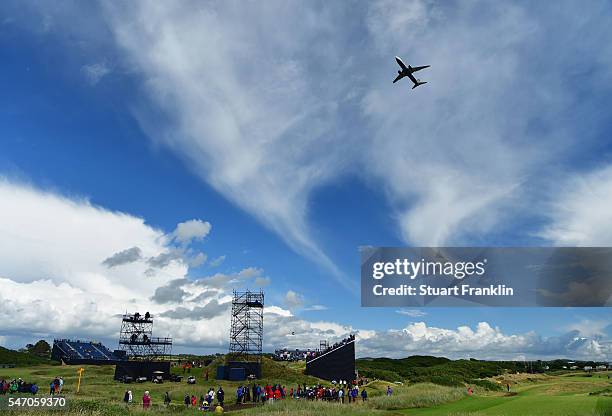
(0, 179), (265, 351)
(0, 178), (187, 340)
(160, 299), (230, 320)
(0, 180), (606, 359)
(172, 219), (211, 245)
(192, 267), (265, 289)
(357, 322), (612, 360)
(102, 246), (143, 268)
(150, 278), (188, 304)
(284, 290), (305, 310)
(147, 249), (184, 269)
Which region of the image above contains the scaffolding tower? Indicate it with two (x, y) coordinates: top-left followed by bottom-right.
(118, 312), (172, 360)
(229, 290), (264, 362)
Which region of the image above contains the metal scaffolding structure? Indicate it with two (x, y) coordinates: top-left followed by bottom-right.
(229, 290), (264, 362)
(118, 312), (172, 360)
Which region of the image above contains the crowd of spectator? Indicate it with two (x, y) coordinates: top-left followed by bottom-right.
(0, 378), (39, 394)
(229, 381), (372, 404)
(306, 335), (356, 362)
(0, 376), (66, 395)
(288, 383), (368, 403)
(125, 386), (225, 412)
(273, 349), (310, 361)
(274, 335), (356, 362)
(49, 376), (64, 394)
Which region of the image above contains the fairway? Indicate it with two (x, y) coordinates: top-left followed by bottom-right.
(409, 374), (612, 416)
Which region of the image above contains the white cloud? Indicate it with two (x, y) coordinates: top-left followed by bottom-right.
(254, 276), (271, 287)
(539, 164), (612, 245)
(9, 0), (612, 294)
(0, 178), (183, 294)
(93, 0), (612, 262)
(102, 246), (143, 267)
(566, 319), (609, 339)
(284, 290), (305, 310)
(304, 305), (328, 311)
(396, 309), (427, 317)
(82, 62), (110, 85)
(0, 178), (186, 339)
(0, 179), (228, 349)
(209, 255), (226, 268)
(358, 322), (612, 360)
(172, 219), (211, 245)
(99, 1), (360, 285)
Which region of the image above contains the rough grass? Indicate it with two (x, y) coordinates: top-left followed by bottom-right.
(366, 383), (465, 410)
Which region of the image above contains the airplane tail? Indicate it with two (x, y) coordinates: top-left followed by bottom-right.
(412, 80), (427, 89)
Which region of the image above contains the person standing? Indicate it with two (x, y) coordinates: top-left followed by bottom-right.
(386, 386), (393, 396)
(164, 392), (171, 406)
(217, 386), (225, 407)
(361, 388), (367, 401)
(142, 391), (151, 409)
(123, 390), (130, 405)
(236, 386), (243, 404)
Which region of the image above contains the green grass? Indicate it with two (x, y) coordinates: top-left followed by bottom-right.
(1, 361), (610, 415)
(407, 376), (612, 416)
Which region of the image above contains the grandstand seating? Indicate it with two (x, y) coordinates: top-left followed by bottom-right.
(52, 339), (119, 363)
(305, 335), (356, 382)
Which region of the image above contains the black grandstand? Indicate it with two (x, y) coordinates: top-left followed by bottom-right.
(305, 335), (356, 382)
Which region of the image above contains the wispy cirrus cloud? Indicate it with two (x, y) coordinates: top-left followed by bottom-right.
(98, 0), (612, 261)
(14, 0), (612, 279)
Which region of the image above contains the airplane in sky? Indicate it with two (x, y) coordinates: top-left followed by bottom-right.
(393, 56), (430, 89)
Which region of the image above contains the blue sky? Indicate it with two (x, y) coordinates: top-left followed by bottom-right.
(0, 0), (611, 359)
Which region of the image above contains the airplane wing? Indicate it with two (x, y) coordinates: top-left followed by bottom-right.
(407, 72), (418, 84)
(410, 65), (430, 73)
(393, 73), (404, 83)
(395, 56), (408, 70)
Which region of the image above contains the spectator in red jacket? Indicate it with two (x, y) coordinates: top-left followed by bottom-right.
(142, 391), (151, 409)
